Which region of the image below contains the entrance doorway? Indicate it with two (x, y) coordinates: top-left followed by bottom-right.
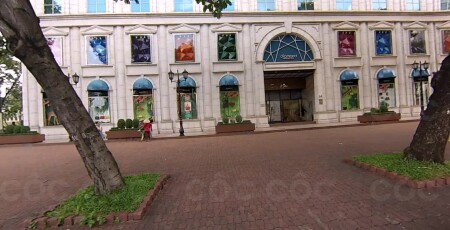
(264, 70), (314, 123)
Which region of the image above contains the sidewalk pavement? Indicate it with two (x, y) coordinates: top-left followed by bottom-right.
(2, 119), (449, 230)
(42, 117), (421, 144)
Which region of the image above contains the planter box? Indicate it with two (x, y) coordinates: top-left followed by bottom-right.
(215, 123), (255, 134)
(357, 113), (401, 123)
(0, 134), (45, 145)
(105, 129), (141, 140)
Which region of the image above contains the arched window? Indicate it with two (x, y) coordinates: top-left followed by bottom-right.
(87, 80), (110, 123)
(377, 68), (396, 107)
(133, 78), (154, 120)
(219, 75), (240, 119)
(178, 77), (197, 119)
(263, 34), (314, 62)
(340, 70), (359, 110)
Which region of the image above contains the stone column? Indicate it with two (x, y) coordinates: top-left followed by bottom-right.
(200, 24), (213, 119)
(114, 26), (127, 119)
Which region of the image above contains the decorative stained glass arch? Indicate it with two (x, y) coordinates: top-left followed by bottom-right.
(264, 34), (314, 62)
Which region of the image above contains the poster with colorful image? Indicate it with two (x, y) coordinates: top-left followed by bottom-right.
(378, 81), (396, 107)
(133, 94), (154, 120)
(218, 33), (237, 60)
(338, 31), (355, 57)
(220, 90), (240, 118)
(175, 34), (195, 62)
(87, 36), (108, 65)
(46, 37), (63, 66)
(88, 96), (110, 123)
(341, 84), (359, 110)
(179, 93), (197, 119)
(409, 30), (426, 54)
(131, 35), (151, 63)
(375, 30), (392, 55)
(442, 30), (450, 54)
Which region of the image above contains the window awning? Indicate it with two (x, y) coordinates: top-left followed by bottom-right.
(178, 77), (196, 87)
(133, 78), (153, 90)
(340, 70), (359, 81)
(377, 68), (396, 79)
(87, 80), (109, 91)
(219, 75), (239, 86)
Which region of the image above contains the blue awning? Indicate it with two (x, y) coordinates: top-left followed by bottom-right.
(412, 69), (430, 78)
(377, 68), (396, 79)
(178, 77), (196, 87)
(219, 75), (239, 86)
(339, 70), (359, 81)
(87, 80), (109, 91)
(133, 78), (153, 90)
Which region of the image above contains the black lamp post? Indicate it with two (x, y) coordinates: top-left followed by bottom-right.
(68, 73), (80, 85)
(168, 69), (188, 136)
(412, 60), (429, 117)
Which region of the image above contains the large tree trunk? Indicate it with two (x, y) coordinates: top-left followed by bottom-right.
(404, 54), (450, 163)
(0, 0), (124, 194)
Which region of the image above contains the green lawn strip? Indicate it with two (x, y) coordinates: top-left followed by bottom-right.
(46, 173), (160, 226)
(352, 153), (450, 181)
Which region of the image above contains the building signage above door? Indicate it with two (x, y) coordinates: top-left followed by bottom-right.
(280, 54), (298, 60)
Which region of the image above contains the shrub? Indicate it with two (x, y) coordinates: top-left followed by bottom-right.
(235, 115), (243, 123)
(117, 119), (126, 129)
(13, 125), (22, 134)
(125, 119), (133, 129)
(370, 108), (380, 114)
(132, 119), (139, 128)
(5, 125), (15, 134)
(21, 126), (31, 133)
(379, 101), (389, 113)
(222, 117), (229, 124)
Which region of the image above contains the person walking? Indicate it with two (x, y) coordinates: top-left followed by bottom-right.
(143, 119), (152, 141)
(138, 116), (145, 141)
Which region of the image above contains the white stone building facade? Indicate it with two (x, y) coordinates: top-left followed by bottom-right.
(23, 0), (450, 139)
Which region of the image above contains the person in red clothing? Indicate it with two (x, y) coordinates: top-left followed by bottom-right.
(143, 119), (152, 141)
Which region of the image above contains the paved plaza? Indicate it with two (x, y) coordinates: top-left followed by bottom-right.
(1, 122), (450, 229)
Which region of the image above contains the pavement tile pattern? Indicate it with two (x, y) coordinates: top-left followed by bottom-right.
(0, 122), (449, 230)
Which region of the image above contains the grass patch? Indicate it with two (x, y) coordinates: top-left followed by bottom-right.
(46, 173), (160, 227)
(353, 153), (450, 180)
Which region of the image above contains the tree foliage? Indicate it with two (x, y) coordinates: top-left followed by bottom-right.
(0, 35), (22, 126)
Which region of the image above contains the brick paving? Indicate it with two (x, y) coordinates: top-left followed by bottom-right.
(1, 122), (450, 229)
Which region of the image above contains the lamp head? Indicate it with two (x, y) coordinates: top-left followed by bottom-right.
(168, 70), (174, 82)
(422, 61), (429, 70)
(72, 73), (80, 85)
(182, 69), (188, 80)
(412, 61), (419, 70)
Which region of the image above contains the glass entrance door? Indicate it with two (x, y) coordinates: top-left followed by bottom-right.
(282, 100), (301, 122)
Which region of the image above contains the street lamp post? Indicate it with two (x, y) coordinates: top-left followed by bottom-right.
(168, 69), (188, 136)
(412, 60), (429, 117)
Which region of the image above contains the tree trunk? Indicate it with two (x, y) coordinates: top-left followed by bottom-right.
(0, 0), (124, 194)
(404, 54), (450, 164)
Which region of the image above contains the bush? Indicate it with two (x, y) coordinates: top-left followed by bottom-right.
(379, 101), (389, 113)
(235, 115), (243, 123)
(21, 126), (31, 133)
(370, 108), (380, 113)
(5, 125), (15, 134)
(117, 119), (126, 129)
(132, 119), (139, 128)
(222, 117), (229, 124)
(125, 119), (133, 129)
(13, 125), (22, 134)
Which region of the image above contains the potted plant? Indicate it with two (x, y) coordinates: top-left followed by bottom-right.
(215, 115), (256, 134)
(357, 102), (401, 123)
(105, 118), (141, 140)
(0, 125), (45, 145)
